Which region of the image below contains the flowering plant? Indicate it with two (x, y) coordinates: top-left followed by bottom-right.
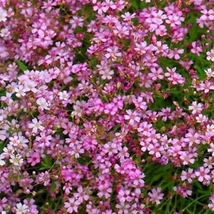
(0, 0), (214, 213)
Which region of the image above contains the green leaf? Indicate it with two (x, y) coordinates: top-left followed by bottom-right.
(16, 60), (28, 71)
(40, 154), (52, 170)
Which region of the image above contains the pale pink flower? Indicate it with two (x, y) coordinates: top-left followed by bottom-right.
(14, 85), (27, 97)
(15, 203), (29, 214)
(74, 186), (89, 203)
(196, 114), (208, 123)
(148, 187), (164, 205)
(36, 97), (50, 110)
(195, 166), (211, 183)
(208, 143), (214, 156)
(181, 168), (195, 183)
(124, 110), (141, 125)
(99, 68), (114, 80)
(188, 101), (203, 114)
(28, 118), (45, 134)
(0, 7), (7, 22)
(205, 68), (214, 78)
(207, 48), (214, 62)
(9, 154), (24, 167)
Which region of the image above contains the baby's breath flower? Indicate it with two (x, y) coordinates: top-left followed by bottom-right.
(0, 7), (7, 22)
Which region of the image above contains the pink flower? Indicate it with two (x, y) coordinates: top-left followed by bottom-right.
(117, 188), (132, 203)
(205, 68), (214, 78)
(105, 46), (122, 59)
(195, 166), (211, 183)
(188, 101), (203, 114)
(173, 184), (192, 198)
(28, 118), (44, 134)
(181, 168), (195, 183)
(0, 7), (7, 22)
(148, 187), (164, 205)
(208, 194), (214, 211)
(165, 67), (185, 84)
(64, 198), (81, 213)
(207, 48), (214, 61)
(74, 186), (89, 203)
(124, 110), (141, 125)
(27, 152), (40, 166)
(93, 2), (108, 14)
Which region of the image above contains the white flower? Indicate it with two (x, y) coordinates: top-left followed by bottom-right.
(36, 97), (50, 110)
(99, 69), (114, 80)
(10, 154), (24, 166)
(28, 118), (44, 133)
(72, 104), (82, 117)
(15, 203), (29, 214)
(24, 80), (37, 93)
(196, 114), (208, 123)
(0, 8), (7, 22)
(0, 27), (10, 38)
(205, 68), (214, 78)
(14, 85), (27, 97)
(0, 154), (5, 166)
(188, 101), (203, 114)
(58, 91), (69, 101)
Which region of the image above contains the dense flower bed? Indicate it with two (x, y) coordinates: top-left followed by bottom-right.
(0, 0), (214, 213)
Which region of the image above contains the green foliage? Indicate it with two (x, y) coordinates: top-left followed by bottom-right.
(16, 60), (28, 72)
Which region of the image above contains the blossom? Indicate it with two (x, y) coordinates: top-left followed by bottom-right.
(148, 187), (164, 205)
(36, 97), (50, 110)
(196, 114), (208, 123)
(14, 85), (27, 97)
(15, 203), (29, 214)
(74, 186), (89, 203)
(173, 184), (192, 198)
(181, 168), (195, 183)
(27, 152), (40, 166)
(28, 118), (45, 134)
(195, 166), (211, 183)
(208, 194), (214, 211)
(0, 8), (7, 22)
(165, 67), (185, 84)
(9, 154), (24, 167)
(116, 203), (131, 214)
(117, 188), (132, 203)
(188, 101), (203, 114)
(99, 68), (114, 80)
(124, 110), (141, 125)
(64, 198), (81, 213)
(0, 154), (5, 166)
(206, 48), (214, 61)
(205, 68), (214, 78)
(58, 90), (69, 101)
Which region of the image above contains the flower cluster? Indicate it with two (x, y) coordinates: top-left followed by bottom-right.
(0, 0), (214, 213)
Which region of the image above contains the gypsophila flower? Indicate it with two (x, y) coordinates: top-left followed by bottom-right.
(99, 68), (114, 80)
(15, 203), (29, 214)
(58, 91), (69, 101)
(9, 154), (24, 167)
(0, 154), (5, 166)
(28, 118), (45, 134)
(205, 68), (214, 78)
(124, 110), (141, 125)
(64, 198), (81, 213)
(0, 7), (7, 22)
(188, 101), (203, 114)
(207, 48), (214, 61)
(36, 97), (50, 110)
(1, 0), (214, 213)
(148, 187), (164, 205)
